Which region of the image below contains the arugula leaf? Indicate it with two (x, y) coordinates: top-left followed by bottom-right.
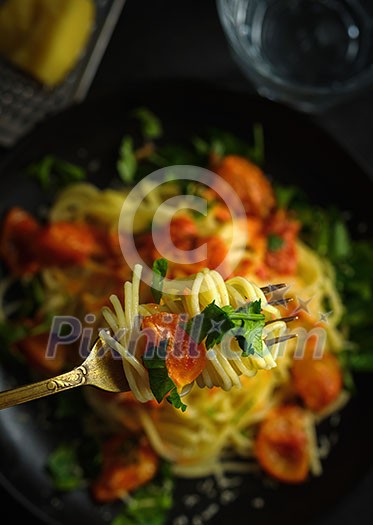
(132, 108), (163, 141)
(117, 136), (138, 184)
(151, 258), (168, 304)
(27, 155), (86, 191)
(143, 350), (186, 411)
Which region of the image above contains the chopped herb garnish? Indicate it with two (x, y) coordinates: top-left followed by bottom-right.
(151, 258), (168, 304)
(186, 299), (265, 356)
(194, 123), (265, 165)
(117, 136), (138, 184)
(143, 351), (187, 412)
(267, 234), (285, 251)
(47, 443), (84, 491)
(111, 465), (173, 525)
(132, 107), (163, 141)
(27, 155), (86, 191)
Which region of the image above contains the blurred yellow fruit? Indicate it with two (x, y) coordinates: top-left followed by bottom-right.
(0, 0), (96, 87)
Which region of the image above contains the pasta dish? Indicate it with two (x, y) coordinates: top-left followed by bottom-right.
(0, 113), (371, 524)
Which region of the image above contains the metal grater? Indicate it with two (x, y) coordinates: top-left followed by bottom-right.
(0, 0), (126, 148)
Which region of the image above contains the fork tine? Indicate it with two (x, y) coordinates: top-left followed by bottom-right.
(265, 333), (298, 346)
(261, 283), (287, 295)
(266, 314), (298, 325)
(268, 297), (293, 307)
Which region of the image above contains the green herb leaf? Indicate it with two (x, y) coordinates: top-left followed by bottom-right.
(27, 155), (86, 191)
(47, 443), (84, 491)
(186, 299), (265, 356)
(267, 234), (285, 251)
(133, 107), (163, 140)
(186, 301), (234, 347)
(237, 320), (265, 356)
(330, 220), (351, 259)
(248, 123), (265, 166)
(111, 468), (173, 525)
(230, 301), (266, 356)
(117, 136), (138, 184)
(143, 349), (187, 411)
(146, 366), (175, 403)
(151, 258), (168, 303)
(167, 387), (187, 412)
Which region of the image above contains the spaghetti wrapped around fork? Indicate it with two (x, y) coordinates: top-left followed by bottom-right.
(100, 264), (289, 406)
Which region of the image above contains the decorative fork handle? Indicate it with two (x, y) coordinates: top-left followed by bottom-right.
(0, 365), (88, 410)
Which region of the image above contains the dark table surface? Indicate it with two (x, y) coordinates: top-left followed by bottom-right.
(1, 0), (373, 523)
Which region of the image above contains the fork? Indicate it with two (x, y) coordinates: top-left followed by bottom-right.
(0, 283), (296, 411)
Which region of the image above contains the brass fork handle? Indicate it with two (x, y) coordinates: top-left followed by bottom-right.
(0, 364), (88, 410)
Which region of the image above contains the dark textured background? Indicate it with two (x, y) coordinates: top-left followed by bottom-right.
(1, 0), (373, 523)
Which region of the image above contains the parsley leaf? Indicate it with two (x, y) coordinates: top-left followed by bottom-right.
(228, 301), (266, 355)
(112, 465), (173, 525)
(267, 234), (284, 251)
(117, 136), (138, 184)
(151, 258), (168, 304)
(47, 443), (84, 491)
(132, 107), (163, 141)
(27, 155), (86, 191)
(167, 387), (187, 412)
(186, 301), (233, 347)
(194, 123), (265, 165)
(186, 299), (265, 356)
(143, 350), (186, 411)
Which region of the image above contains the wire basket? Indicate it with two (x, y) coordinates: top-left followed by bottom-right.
(0, 0), (126, 147)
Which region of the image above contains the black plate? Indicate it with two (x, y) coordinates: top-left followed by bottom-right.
(0, 81), (372, 525)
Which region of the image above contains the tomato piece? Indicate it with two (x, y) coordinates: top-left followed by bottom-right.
(16, 332), (66, 375)
(141, 312), (206, 388)
(0, 207), (41, 275)
(203, 235), (229, 271)
(264, 209), (300, 275)
(170, 215), (198, 249)
(152, 214), (199, 263)
(36, 221), (103, 266)
(291, 340), (343, 412)
(213, 155), (276, 218)
(92, 436), (158, 502)
(255, 405), (309, 484)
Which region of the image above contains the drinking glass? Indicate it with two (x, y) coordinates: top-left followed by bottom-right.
(217, 0), (373, 112)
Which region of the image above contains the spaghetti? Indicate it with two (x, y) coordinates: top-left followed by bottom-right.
(0, 148), (350, 500)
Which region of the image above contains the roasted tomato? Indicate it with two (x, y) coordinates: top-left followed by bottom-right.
(92, 436), (158, 502)
(264, 209), (300, 275)
(15, 332), (66, 375)
(291, 340), (343, 412)
(213, 155), (276, 218)
(36, 221), (103, 266)
(255, 405), (310, 484)
(0, 207), (108, 272)
(0, 207), (41, 275)
(141, 312), (206, 389)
